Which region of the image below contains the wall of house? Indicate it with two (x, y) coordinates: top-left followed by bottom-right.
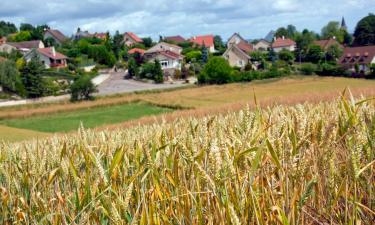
(44, 32), (62, 45)
(123, 34), (137, 47)
(147, 54), (182, 70)
(273, 45), (295, 53)
(254, 41), (270, 51)
(209, 46), (216, 53)
(0, 44), (16, 53)
(223, 48), (249, 68)
(227, 35), (241, 47)
(24, 52), (52, 69)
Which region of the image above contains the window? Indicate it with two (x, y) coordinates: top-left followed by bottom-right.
(161, 61), (168, 68)
(238, 60), (243, 66)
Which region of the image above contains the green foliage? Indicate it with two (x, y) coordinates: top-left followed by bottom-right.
(201, 45), (209, 64)
(198, 56), (233, 84)
(353, 13), (375, 46)
(139, 60), (164, 83)
(295, 29), (317, 61)
(306, 45), (324, 63)
(87, 45), (116, 67)
(299, 63), (317, 75)
(185, 50), (202, 63)
(112, 30), (124, 59)
(153, 60), (164, 83)
(321, 21), (345, 43)
(275, 27), (289, 38)
(21, 55), (48, 98)
(142, 37), (153, 48)
(8, 31), (32, 42)
(325, 44), (343, 62)
(278, 49), (295, 64)
(316, 63), (345, 76)
(0, 59), (24, 94)
(44, 37), (56, 47)
(0, 21), (17, 37)
(128, 57), (139, 77)
(70, 75), (97, 101)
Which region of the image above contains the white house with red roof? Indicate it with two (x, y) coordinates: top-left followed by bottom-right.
(189, 35), (215, 53)
(24, 47), (68, 69)
(145, 42), (182, 55)
(223, 33), (254, 69)
(272, 37), (296, 52)
(0, 40), (45, 54)
(339, 45), (375, 73)
(123, 32), (143, 47)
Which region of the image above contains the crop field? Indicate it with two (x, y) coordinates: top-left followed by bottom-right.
(0, 102), (172, 133)
(0, 96), (374, 224)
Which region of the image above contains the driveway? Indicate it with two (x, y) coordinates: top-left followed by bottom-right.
(96, 71), (189, 96)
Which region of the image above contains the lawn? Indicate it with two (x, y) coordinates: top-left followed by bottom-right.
(0, 102), (172, 133)
(0, 125), (49, 142)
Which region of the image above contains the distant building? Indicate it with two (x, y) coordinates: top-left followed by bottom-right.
(123, 32), (143, 47)
(128, 48), (145, 55)
(94, 32), (108, 40)
(254, 39), (271, 51)
(24, 47), (68, 69)
(314, 38), (343, 51)
(43, 29), (68, 45)
(227, 33), (248, 47)
(341, 17), (348, 30)
(264, 30), (276, 43)
(144, 50), (184, 75)
(271, 37), (296, 52)
(74, 29), (94, 40)
(189, 35), (215, 53)
(0, 40), (45, 54)
(223, 34), (254, 69)
(145, 42), (182, 55)
(164, 35), (186, 44)
(339, 45), (375, 74)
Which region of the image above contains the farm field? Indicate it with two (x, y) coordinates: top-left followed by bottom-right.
(0, 76), (374, 142)
(0, 102), (172, 133)
(0, 125), (49, 142)
(0, 97), (373, 224)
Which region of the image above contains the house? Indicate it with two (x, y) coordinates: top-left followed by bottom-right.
(0, 37), (6, 45)
(223, 42), (253, 69)
(94, 32), (108, 40)
(24, 47), (68, 69)
(43, 29), (67, 45)
(164, 35), (186, 44)
(254, 39), (271, 51)
(145, 42), (182, 55)
(313, 38), (343, 51)
(128, 48), (145, 55)
(272, 37), (296, 52)
(0, 40), (45, 54)
(189, 35), (215, 53)
(144, 50), (184, 75)
(123, 32), (143, 47)
(74, 30), (94, 40)
(264, 30), (276, 43)
(227, 33), (248, 47)
(338, 45), (375, 74)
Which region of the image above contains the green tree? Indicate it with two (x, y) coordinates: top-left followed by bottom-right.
(9, 31), (32, 42)
(306, 45), (324, 63)
(198, 56), (233, 84)
(0, 21), (17, 37)
(112, 30), (124, 59)
(21, 55), (47, 98)
(214, 35), (225, 52)
(275, 27), (289, 38)
(153, 60), (164, 83)
(128, 57), (139, 77)
(201, 44), (208, 64)
(0, 60), (24, 94)
(321, 21), (344, 43)
(44, 37), (56, 47)
(287, 25), (298, 39)
(20, 23), (34, 32)
(70, 75), (97, 101)
(295, 29), (316, 62)
(353, 13), (375, 46)
(326, 44), (343, 62)
(142, 37), (153, 48)
(185, 50), (202, 63)
(278, 49), (295, 64)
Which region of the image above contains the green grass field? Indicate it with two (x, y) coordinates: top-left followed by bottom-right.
(0, 102), (172, 133)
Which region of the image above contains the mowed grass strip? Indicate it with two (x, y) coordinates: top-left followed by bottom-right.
(0, 125), (50, 142)
(0, 102), (172, 133)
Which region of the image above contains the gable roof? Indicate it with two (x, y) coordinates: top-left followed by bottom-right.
(37, 47), (67, 60)
(45, 29), (67, 43)
(125, 32), (143, 43)
(228, 33), (246, 42)
(94, 33), (107, 39)
(339, 45), (375, 65)
(313, 38), (342, 50)
(189, 35), (214, 47)
(272, 37), (296, 48)
(164, 35), (186, 43)
(237, 40), (254, 54)
(128, 48), (145, 55)
(223, 44), (251, 60)
(145, 42), (182, 54)
(159, 50), (184, 60)
(7, 40), (43, 50)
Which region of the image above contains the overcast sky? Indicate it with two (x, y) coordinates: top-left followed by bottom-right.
(1, 0), (374, 40)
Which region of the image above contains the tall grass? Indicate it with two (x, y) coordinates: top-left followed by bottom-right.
(0, 95), (374, 224)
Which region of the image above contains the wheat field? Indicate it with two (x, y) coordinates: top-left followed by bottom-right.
(0, 94), (374, 224)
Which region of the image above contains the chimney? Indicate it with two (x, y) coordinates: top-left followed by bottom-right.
(282, 36), (285, 40)
(51, 47), (56, 57)
(332, 36), (336, 40)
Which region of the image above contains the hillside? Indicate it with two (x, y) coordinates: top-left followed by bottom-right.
(0, 96), (373, 224)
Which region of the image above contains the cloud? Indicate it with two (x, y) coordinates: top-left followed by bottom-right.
(0, 0), (374, 40)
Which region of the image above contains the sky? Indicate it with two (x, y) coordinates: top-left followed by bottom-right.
(1, 0), (374, 40)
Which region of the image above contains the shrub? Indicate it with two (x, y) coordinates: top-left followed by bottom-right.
(70, 75), (97, 101)
(300, 63), (317, 75)
(185, 50), (202, 63)
(278, 49), (295, 64)
(198, 57), (233, 84)
(0, 60), (24, 94)
(316, 63), (345, 76)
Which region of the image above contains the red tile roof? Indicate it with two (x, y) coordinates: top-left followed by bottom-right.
(159, 50), (184, 60)
(128, 48), (145, 55)
(95, 33), (107, 39)
(237, 40), (254, 54)
(8, 40), (42, 50)
(314, 38), (342, 50)
(189, 35), (214, 47)
(164, 35), (186, 43)
(272, 37), (296, 48)
(45, 29), (67, 43)
(37, 47), (67, 60)
(339, 45), (375, 66)
(125, 32), (143, 43)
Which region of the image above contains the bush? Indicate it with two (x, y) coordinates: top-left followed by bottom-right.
(198, 57), (233, 84)
(185, 50), (202, 63)
(278, 49), (295, 64)
(300, 63), (317, 75)
(70, 75), (97, 102)
(0, 60), (24, 94)
(316, 63), (345, 76)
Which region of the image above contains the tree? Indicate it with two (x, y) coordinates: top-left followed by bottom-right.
(9, 31), (32, 42)
(287, 25), (297, 39)
(198, 56), (233, 84)
(44, 37), (56, 47)
(128, 57), (139, 77)
(295, 29), (316, 62)
(185, 50), (202, 63)
(305, 45), (324, 63)
(112, 30), (124, 59)
(21, 55), (47, 98)
(142, 37), (153, 48)
(275, 27), (289, 38)
(153, 60), (164, 83)
(0, 60), (24, 94)
(326, 44), (343, 62)
(353, 13), (375, 46)
(70, 75), (97, 101)
(20, 23), (34, 32)
(214, 35), (225, 52)
(0, 21), (17, 37)
(278, 49), (295, 64)
(201, 44), (208, 64)
(321, 21), (344, 43)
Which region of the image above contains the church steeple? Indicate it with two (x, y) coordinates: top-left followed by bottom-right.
(341, 17), (347, 30)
